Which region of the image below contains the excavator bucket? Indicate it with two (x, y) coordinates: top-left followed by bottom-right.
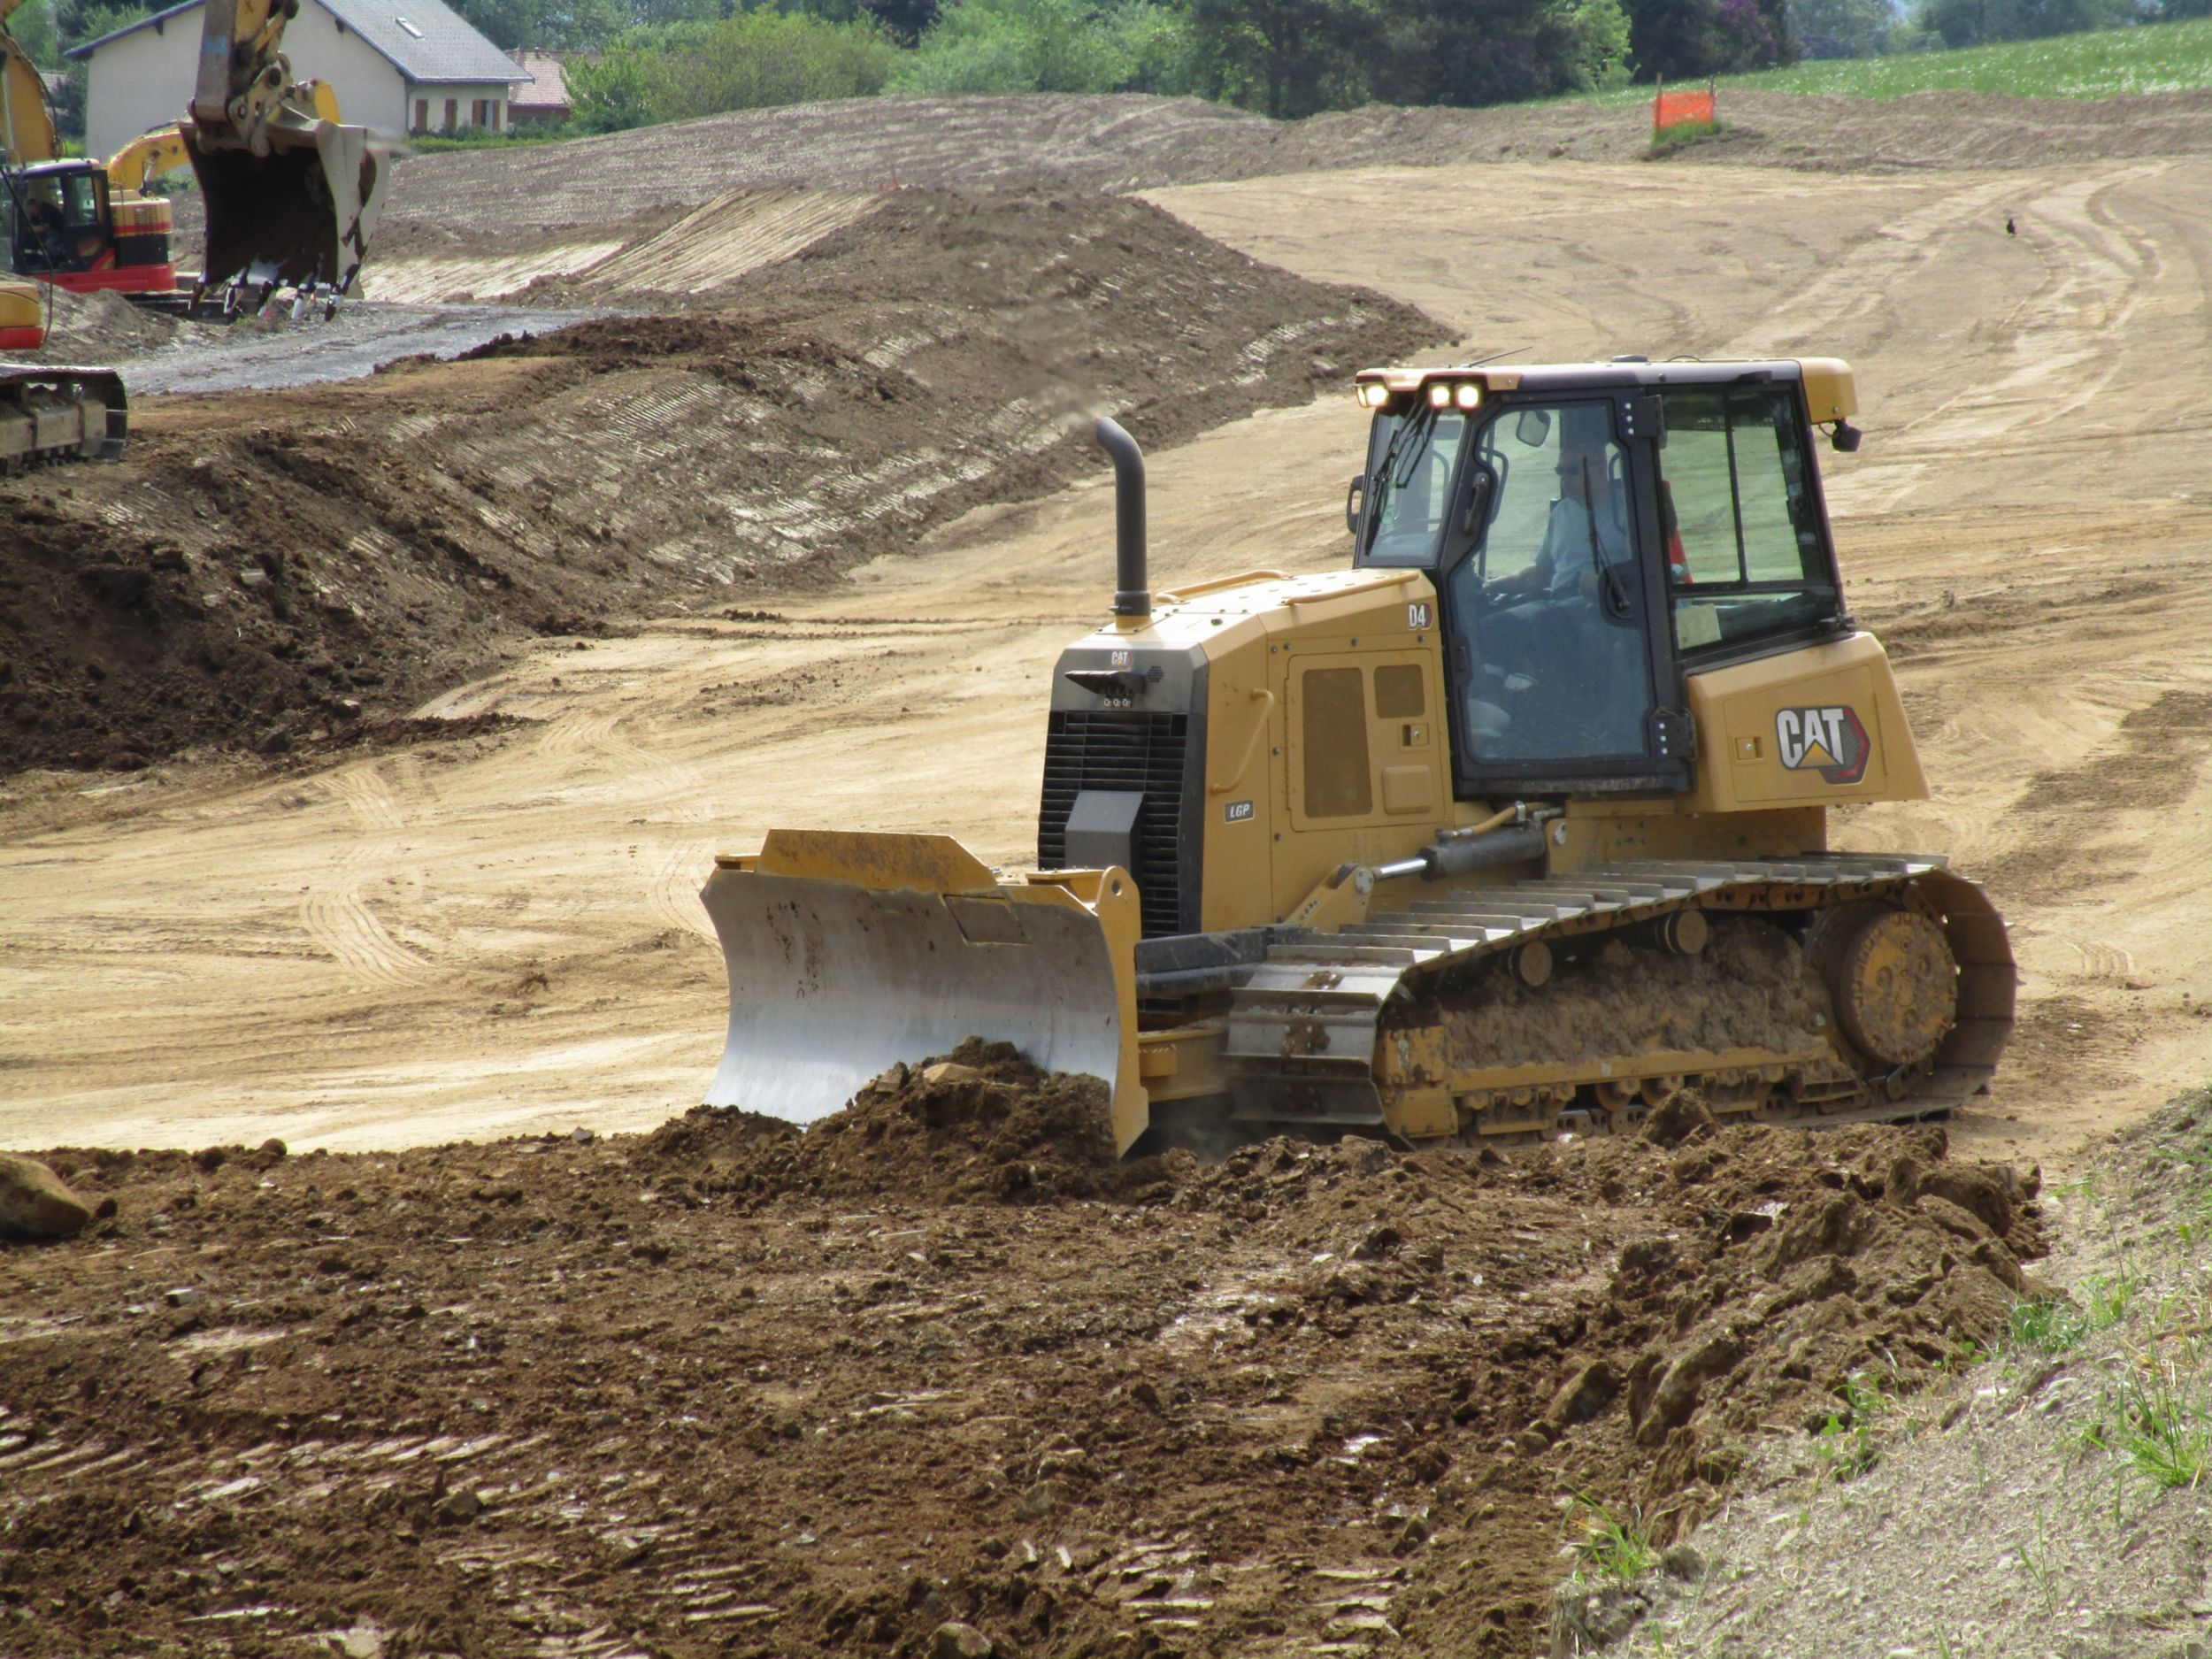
(701, 830), (1151, 1152)
(186, 117), (387, 295)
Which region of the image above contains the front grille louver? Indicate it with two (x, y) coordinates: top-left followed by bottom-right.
(1038, 710), (1190, 939)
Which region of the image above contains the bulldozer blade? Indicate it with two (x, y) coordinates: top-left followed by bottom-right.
(701, 830), (1150, 1152)
(188, 118), (388, 294)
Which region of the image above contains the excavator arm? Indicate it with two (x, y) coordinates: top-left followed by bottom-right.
(1, 0), (58, 167)
(106, 124), (191, 196)
(182, 0), (386, 296)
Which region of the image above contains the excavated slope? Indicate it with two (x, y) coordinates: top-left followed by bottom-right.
(0, 189), (1440, 775)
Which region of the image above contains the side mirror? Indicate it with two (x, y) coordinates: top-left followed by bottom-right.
(1514, 408), (1552, 448)
(1345, 473), (1366, 537)
(1830, 419), (1863, 453)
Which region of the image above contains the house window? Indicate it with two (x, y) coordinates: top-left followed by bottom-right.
(414, 98), (428, 131)
(471, 98), (488, 126)
(444, 97), (458, 129)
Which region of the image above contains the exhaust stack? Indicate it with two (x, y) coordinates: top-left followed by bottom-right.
(1095, 417), (1148, 619)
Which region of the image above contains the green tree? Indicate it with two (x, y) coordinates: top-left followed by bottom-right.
(44, 0), (150, 141)
(889, 0), (1193, 95)
(1552, 0), (1635, 87)
(1911, 0), (2128, 44)
(566, 43), (662, 129)
(10, 0), (61, 69)
(1375, 0), (1630, 105)
(1185, 0), (1377, 117)
(1623, 0), (1789, 77)
(801, 0), (942, 46)
(1787, 0), (1891, 54)
(569, 6), (894, 129)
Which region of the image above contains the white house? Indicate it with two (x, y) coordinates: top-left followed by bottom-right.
(71, 0), (529, 159)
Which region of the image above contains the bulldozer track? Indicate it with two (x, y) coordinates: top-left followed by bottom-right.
(1224, 855), (2014, 1141)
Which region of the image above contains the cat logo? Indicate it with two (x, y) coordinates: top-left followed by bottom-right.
(1109, 649), (1133, 670)
(1775, 705), (1870, 786)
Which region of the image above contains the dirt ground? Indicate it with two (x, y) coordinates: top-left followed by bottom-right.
(0, 1048), (2047, 1658)
(6, 93), (2212, 1657)
(380, 90), (2212, 237)
(1612, 1088), (2212, 1659)
(5, 142), (2207, 1175)
(0, 188), (1432, 776)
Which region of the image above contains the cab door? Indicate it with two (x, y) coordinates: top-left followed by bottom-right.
(1436, 394), (1691, 796)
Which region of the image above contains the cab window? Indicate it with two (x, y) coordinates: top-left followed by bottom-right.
(1360, 408), (1470, 566)
(1658, 388), (1839, 654)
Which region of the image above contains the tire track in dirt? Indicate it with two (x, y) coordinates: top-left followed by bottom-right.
(1715, 175), (2020, 361)
(299, 759), (435, 991)
(1887, 163), (2169, 465)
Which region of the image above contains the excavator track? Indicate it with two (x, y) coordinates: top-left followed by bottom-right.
(0, 364), (128, 468)
(1221, 856), (2014, 1144)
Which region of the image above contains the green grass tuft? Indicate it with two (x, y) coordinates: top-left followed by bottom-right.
(2094, 1349), (2212, 1492)
(2006, 1271), (2139, 1356)
(1814, 1366), (1896, 1479)
(1563, 1492), (1661, 1582)
(1646, 118), (1725, 155)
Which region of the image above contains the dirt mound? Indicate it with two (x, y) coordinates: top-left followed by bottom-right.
(386, 89), (2212, 240)
(3, 1087), (2041, 1659)
(643, 1040), (1125, 1203)
(27, 284), (187, 359)
(0, 189), (1440, 778)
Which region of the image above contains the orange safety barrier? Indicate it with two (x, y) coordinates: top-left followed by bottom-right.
(1653, 85), (1717, 132)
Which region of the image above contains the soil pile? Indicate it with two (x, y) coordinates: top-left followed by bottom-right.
(30, 285), (188, 359)
(385, 90), (2212, 238)
(643, 1039), (1125, 1204)
(1607, 1088), (2212, 1659)
(3, 1076), (2042, 1659)
(0, 189), (1440, 778)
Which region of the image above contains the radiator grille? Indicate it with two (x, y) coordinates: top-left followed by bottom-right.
(1038, 710), (1191, 938)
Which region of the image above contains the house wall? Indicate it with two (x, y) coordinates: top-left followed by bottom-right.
(402, 81), (511, 134)
(85, 1), (419, 158)
(83, 21), (193, 161)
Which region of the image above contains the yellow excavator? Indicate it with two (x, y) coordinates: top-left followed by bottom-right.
(2, 0), (120, 466)
(4, 0), (385, 309)
(3, 0), (385, 462)
(702, 357), (2015, 1153)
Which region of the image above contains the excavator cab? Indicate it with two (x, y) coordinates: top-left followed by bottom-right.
(7, 165), (107, 273)
(5, 159), (178, 296)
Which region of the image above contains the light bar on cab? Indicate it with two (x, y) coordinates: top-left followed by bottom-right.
(1353, 369), (1486, 414)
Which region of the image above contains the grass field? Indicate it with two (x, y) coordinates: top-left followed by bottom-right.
(1580, 14), (2212, 104)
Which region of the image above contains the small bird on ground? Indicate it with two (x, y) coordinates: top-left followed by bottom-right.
(2006, 215), (2017, 235)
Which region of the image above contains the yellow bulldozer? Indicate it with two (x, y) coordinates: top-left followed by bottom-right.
(701, 357), (2015, 1153)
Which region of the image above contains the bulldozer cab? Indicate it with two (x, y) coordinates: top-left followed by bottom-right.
(1351, 364), (1853, 802)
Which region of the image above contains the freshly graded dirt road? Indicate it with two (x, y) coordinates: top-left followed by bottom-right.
(8, 152), (2209, 1173)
